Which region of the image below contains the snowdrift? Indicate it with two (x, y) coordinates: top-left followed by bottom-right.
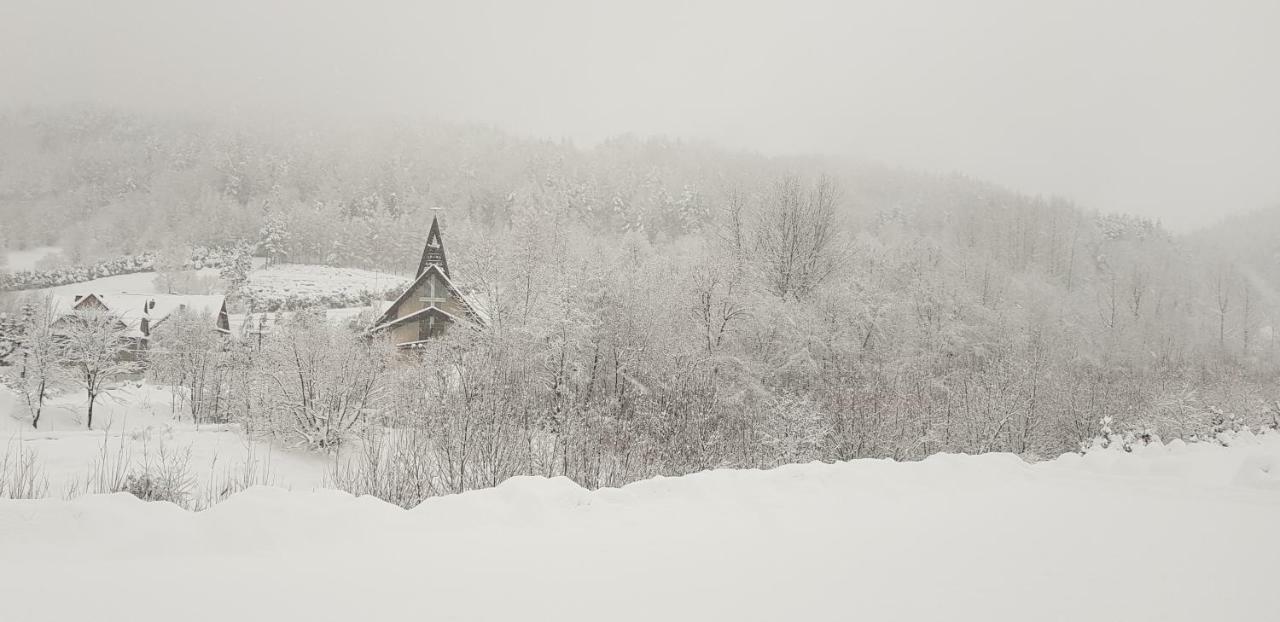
(2, 435), (1279, 621)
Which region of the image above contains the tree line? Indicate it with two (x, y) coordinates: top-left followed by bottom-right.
(2, 107), (1278, 506)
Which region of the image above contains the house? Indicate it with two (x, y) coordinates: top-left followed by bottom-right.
(370, 216), (487, 347)
(53, 292), (231, 353)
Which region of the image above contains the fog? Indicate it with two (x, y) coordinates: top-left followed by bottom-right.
(2, 0), (1278, 230)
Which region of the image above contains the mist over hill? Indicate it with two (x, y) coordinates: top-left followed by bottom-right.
(4, 4), (1279, 618)
(2, 106), (1277, 463)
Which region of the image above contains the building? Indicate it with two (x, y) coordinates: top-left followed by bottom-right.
(369, 216), (487, 347)
(53, 292), (231, 353)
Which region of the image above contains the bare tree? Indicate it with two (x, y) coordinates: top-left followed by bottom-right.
(258, 310), (389, 449)
(1214, 267), (1233, 352)
(59, 309), (138, 429)
(1096, 272), (1120, 331)
(689, 256), (750, 354)
(148, 309), (228, 424)
(1127, 265), (1149, 319)
(1241, 279), (1254, 356)
(753, 175), (847, 299)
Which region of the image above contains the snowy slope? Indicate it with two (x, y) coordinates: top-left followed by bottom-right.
(2, 435), (1279, 621)
(23, 268), (224, 296)
(0, 383), (334, 499)
(242, 264), (406, 297)
(15, 263), (401, 300)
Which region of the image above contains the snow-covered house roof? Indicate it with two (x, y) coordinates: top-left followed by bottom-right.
(55, 293), (230, 338)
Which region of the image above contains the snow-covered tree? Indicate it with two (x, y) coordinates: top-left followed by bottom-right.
(753, 175), (847, 299)
(219, 242), (255, 297)
(148, 309), (230, 425)
(59, 309), (138, 429)
(256, 310), (390, 449)
(259, 214), (290, 266)
(8, 298), (66, 428)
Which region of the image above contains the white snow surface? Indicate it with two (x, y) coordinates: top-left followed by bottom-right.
(2, 430), (1280, 621)
(243, 263), (408, 296)
(21, 268), (225, 297)
(17, 263), (401, 300)
(0, 383), (333, 498)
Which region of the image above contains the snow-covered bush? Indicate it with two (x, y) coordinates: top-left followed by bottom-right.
(0, 312), (21, 364)
(253, 310), (390, 449)
(122, 470), (190, 506)
(119, 443), (197, 508)
(756, 394), (830, 465)
(236, 284), (401, 312)
(0, 246), (240, 292)
(332, 429), (440, 508)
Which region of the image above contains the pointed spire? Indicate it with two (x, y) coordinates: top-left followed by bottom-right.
(417, 215), (450, 278)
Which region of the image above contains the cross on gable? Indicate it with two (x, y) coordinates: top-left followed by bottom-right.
(418, 277), (448, 307)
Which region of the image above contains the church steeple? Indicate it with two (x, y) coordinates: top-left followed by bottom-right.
(371, 211), (488, 346)
(416, 215), (449, 279)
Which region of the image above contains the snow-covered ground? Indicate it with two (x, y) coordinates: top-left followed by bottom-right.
(0, 382), (334, 501)
(19, 268), (225, 297)
(243, 263), (407, 297)
(10, 261), (402, 301)
(4, 264), (394, 324)
(1, 412), (1278, 621)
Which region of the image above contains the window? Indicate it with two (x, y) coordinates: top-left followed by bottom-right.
(418, 276), (447, 308)
(417, 313), (445, 340)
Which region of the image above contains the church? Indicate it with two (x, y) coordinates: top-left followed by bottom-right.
(369, 216), (487, 347)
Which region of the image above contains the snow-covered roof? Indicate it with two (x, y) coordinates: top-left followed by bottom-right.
(54, 293), (227, 338)
(373, 304), (465, 332)
(374, 263), (490, 330)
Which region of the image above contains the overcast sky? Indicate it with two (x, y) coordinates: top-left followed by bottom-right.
(2, 0), (1278, 231)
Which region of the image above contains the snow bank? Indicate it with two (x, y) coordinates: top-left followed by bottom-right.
(2, 436), (1279, 621)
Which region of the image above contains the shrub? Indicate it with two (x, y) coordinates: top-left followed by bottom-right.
(0, 443), (49, 499)
(331, 429), (439, 509)
(120, 444), (196, 508)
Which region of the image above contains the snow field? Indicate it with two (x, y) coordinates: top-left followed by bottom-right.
(2, 432), (1279, 621)
(240, 264), (406, 297)
(0, 383), (334, 502)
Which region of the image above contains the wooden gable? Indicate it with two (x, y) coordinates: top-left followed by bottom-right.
(54, 294), (125, 331)
(371, 214), (488, 347)
(373, 264), (482, 345)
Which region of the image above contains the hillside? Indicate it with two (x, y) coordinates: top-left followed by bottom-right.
(2, 108), (1278, 469)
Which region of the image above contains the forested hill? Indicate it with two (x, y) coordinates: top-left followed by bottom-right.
(0, 107), (1175, 268)
(2, 107), (1277, 461)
